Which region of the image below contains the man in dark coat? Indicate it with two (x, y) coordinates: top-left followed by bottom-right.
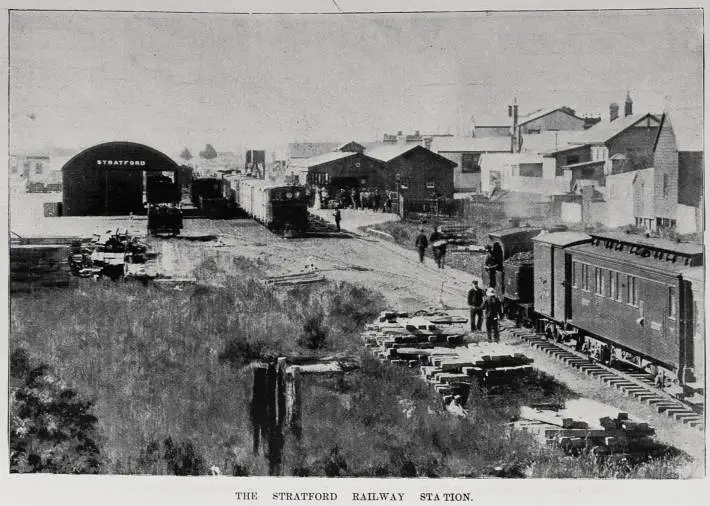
(467, 279), (485, 332)
(482, 288), (504, 342)
(483, 245), (500, 287)
(414, 227), (429, 263)
(429, 226), (447, 269)
(333, 208), (342, 232)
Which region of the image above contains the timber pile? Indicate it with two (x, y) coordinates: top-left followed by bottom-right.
(513, 399), (658, 454)
(264, 272), (326, 287)
(362, 310), (534, 412)
(10, 243), (73, 292)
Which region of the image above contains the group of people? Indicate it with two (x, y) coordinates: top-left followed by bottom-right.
(414, 226), (448, 269)
(314, 186), (393, 212)
(467, 279), (504, 342)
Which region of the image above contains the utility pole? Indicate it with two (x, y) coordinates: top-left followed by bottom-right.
(508, 97), (520, 154)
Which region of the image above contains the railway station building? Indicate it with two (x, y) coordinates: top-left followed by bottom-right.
(61, 141), (181, 216)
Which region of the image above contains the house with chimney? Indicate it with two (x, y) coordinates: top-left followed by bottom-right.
(472, 105), (595, 138)
(543, 94), (660, 190)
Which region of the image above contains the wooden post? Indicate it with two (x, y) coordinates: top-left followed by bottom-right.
(287, 366), (303, 440)
(250, 365), (268, 456)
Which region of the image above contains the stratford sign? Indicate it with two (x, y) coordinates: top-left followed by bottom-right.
(96, 160), (147, 166)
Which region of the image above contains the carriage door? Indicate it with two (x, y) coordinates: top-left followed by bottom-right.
(533, 242), (553, 318)
(560, 252), (572, 321)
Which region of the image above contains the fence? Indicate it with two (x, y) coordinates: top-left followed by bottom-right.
(402, 196), (556, 230)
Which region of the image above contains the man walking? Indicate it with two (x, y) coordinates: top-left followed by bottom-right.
(467, 279), (484, 332)
(429, 226), (447, 269)
(482, 288), (504, 342)
(333, 208), (342, 232)
(414, 227), (429, 263)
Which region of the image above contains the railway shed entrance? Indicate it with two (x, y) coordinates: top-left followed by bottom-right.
(62, 141), (181, 216)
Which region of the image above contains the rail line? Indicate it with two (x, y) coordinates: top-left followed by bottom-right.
(507, 328), (705, 432)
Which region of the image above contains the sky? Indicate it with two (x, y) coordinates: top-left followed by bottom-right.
(9, 9), (703, 160)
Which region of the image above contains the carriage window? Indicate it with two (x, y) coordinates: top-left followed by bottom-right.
(582, 264), (590, 291)
(668, 287), (677, 319)
(571, 262), (577, 287)
(610, 271), (620, 301)
(606, 270), (613, 297)
(594, 268), (605, 295)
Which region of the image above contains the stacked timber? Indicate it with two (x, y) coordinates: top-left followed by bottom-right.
(362, 309), (534, 413)
(264, 272), (326, 287)
(10, 243), (73, 292)
(513, 399), (657, 454)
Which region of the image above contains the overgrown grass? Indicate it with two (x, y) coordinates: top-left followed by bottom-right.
(10, 256), (385, 474)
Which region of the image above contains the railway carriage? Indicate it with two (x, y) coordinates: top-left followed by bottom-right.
(530, 230), (704, 387)
(236, 178), (308, 236)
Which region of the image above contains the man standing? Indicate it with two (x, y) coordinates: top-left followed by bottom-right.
(414, 227), (429, 263)
(333, 208), (342, 232)
(467, 279), (484, 332)
(483, 245), (500, 288)
(482, 288), (504, 342)
(429, 226), (447, 269)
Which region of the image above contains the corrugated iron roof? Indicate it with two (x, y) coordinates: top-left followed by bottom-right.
(519, 106), (582, 125)
(568, 113), (660, 145)
(291, 151), (357, 168)
(479, 152), (544, 166)
(521, 131), (585, 155)
(533, 231), (591, 247)
(563, 160), (605, 170)
(431, 136), (511, 153)
(287, 142), (340, 158)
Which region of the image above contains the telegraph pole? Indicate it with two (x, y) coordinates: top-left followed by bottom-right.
(508, 98), (520, 153)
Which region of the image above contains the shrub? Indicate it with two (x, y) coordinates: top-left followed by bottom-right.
(10, 349), (102, 474)
(298, 313), (328, 350)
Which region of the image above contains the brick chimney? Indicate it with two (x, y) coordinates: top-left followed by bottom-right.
(625, 91), (633, 117)
(610, 102), (619, 122)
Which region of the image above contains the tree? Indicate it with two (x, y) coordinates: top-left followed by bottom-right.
(180, 148), (193, 162)
(199, 144), (218, 160)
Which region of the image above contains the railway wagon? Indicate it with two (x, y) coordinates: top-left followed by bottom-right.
(191, 177), (223, 206)
(482, 227), (542, 305)
(561, 232), (703, 384)
(533, 231), (592, 326)
(236, 178), (308, 236)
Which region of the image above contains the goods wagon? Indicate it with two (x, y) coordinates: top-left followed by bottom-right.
(236, 178), (308, 236)
(481, 228), (542, 319)
(191, 177), (224, 206)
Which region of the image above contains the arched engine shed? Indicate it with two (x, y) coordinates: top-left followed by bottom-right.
(61, 141), (181, 216)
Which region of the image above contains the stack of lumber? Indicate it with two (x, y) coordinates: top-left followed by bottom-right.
(513, 399), (657, 453)
(363, 311), (534, 412)
(264, 272), (326, 287)
(11, 243), (73, 292)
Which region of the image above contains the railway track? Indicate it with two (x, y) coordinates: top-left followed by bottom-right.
(508, 328), (705, 432)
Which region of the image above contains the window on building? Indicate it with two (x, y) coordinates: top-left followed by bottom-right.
(425, 180), (436, 189)
(566, 155), (580, 165)
(35, 162), (43, 174)
(519, 163), (543, 177)
(663, 173), (669, 198)
(461, 153), (481, 173)
(668, 287), (677, 319)
(626, 275), (638, 306)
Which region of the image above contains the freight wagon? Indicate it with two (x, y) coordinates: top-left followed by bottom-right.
(236, 178), (308, 236)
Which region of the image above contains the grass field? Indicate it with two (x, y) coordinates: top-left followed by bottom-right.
(9, 254), (697, 477)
